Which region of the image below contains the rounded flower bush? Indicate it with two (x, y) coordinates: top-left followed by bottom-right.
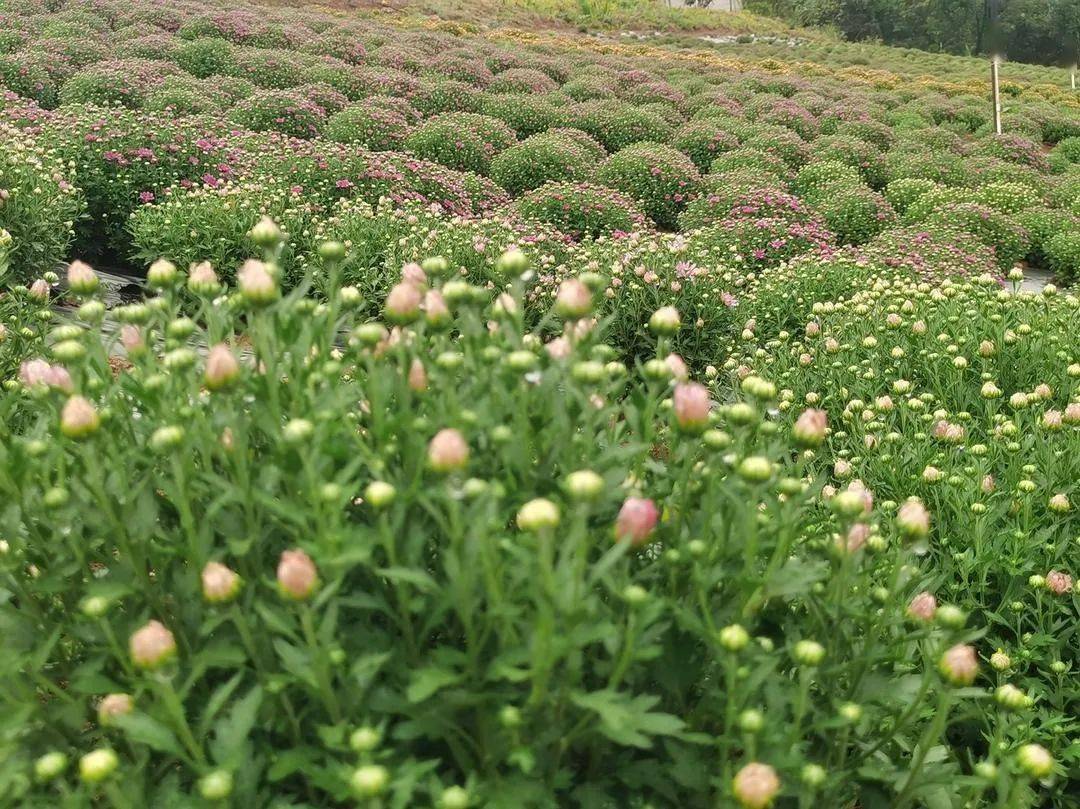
(595, 142), (701, 229)
(563, 99), (674, 153)
(490, 131), (598, 196)
(672, 119), (740, 172)
(515, 180), (648, 239)
(324, 100), (412, 151)
(404, 112), (517, 176)
(230, 89), (328, 139)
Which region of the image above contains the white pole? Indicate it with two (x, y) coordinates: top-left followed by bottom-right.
(1072, 66), (1077, 91)
(991, 57), (1002, 136)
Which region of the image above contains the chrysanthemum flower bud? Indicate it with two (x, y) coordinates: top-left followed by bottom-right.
(649, 306), (681, 336)
(98, 693), (134, 726)
(673, 383), (711, 433)
(187, 261), (220, 295)
(614, 497), (659, 546)
(237, 259), (278, 304)
(565, 470), (604, 501)
(496, 248), (529, 276)
(938, 643), (978, 686)
(1016, 744), (1054, 779)
(350, 726), (381, 752)
(738, 709), (764, 733)
(732, 762), (780, 809)
(351, 764), (389, 797)
(935, 604), (966, 629)
(517, 498), (560, 531)
(1048, 494), (1070, 514)
(555, 278), (592, 319)
(896, 498), (930, 540)
(79, 749), (118, 783)
(994, 684), (1031, 711)
(28, 278), (51, 301)
(283, 418), (314, 445)
(440, 785), (471, 809)
(130, 620), (176, 670)
(384, 281), (423, 324)
(277, 549), (318, 600)
(204, 344), (240, 391)
(365, 480), (397, 508)
(81, 595), (110, 618)
(665, 353), (689, 381)
(199, 770), (234, 800)
(147, 258), (178, 288)
(421, 255), (449, 276)
(34, 751), (68, 781)
(249, 216), (283, 248)
(906, 591), (937, 622)
(202, 561), (242, 604)
(428, 428), (469, 472)
(407, 358), (428, 393)
(424, 290), (450, 328)
(150, 425), (185, 453)
(792, 409), (826, 447)
(737, 456), (773, 483)
(989, 650), (1011, 671)
(60, 395), (100, 439)
(719, 624), (750, 652)
(800, 763), (826, 788)
(793, 640), (825, 666)
(622, 584), (648, 605)
(1046, 570), (1073, 594)
(67, 260), (99, 295)
(318, 240), (347, 262)
(974, 760), (998, 780)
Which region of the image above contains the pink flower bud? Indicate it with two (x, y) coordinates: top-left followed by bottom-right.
(554, 278), (592, 319)
(120, 325), (144, 355)
(1033, 383), (1052, 400)
(792, 408), (826, 447)
(732, 762), (780, 809)
(906, 591), (937, 621)
(20, 359), (52, 388)
(97, 693), (133, 726)
(664, 353), (688, 381)
(1042, 410), (1063, 430)
(401, 262), (427, 287)
(1046, 570), (1073, 595)
(201, 561), (241, 603)
(408, 358), (428, 392)
(896, 498), (930, 539)
(67, 260), (99, 295)
(981, 475), (995, 494)
(60, 395), (100, 439)
(204, 344), (240, 391)
(424, 289), (450, 327)
(277, 549), (318, 600)
(428, 428), (469, 472)
(44, 365), (73, 392)
(385, 281), (423, 324)
(615, 497), (659, 547)
(545, 337), (571, 360)
(237, 259), (278, 304)
(939, 643), (978, 686)
(1063, 402), (1080, 424)
(29, 279), (51, 301)
(1048, 493), (1070, 513)
(673, 383), (710, 432)
(805, 321), (820, 337)
(129, 620), (176, 670)
(188, 261), (219, 294)
(840, 522), (870, 552)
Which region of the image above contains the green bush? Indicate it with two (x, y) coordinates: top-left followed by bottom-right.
(672, 119), (740, 173)
(230, 90), (327, 139)
(324, 102), (412, 151)
(490, 132), (598, 196)
(1044, 230), (1080, 282)
(563, 100), (674, 153)
(404, 113), (517, 176)
(515, 181), (649, 239)
(595, 142), (701, 230)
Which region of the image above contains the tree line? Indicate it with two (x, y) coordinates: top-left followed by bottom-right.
(745, 0), (1080, 66)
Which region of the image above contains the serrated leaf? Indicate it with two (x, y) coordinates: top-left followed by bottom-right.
(114, 712), (184, 758)
(406, 665), (462, 703)
(570, 690), (688, 749)
(210, 686), (262, 767)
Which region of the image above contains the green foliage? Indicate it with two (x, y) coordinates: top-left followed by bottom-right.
(595, 142), (701, 229)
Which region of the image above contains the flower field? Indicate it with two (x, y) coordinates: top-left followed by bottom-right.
(0, 0), (1078, 806)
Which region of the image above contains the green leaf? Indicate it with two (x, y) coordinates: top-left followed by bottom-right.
(210, 685), (263, 767)
(406, 665), (463, 703)
(570, 690), (688, 749)
(114, 712), (184, 758)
